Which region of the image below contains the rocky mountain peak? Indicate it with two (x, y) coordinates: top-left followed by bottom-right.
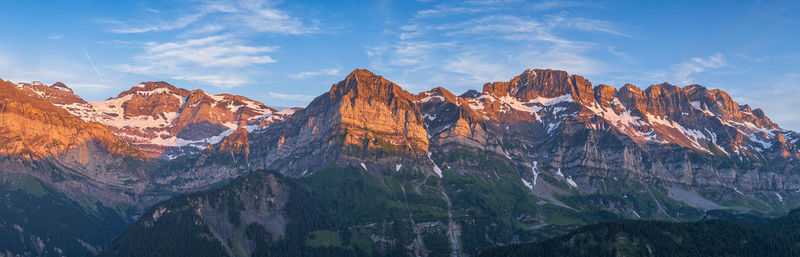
(482, 69), (594, 105)
(328, 69), (415, 104)
(682, 84), (779, 130)
(459, 89), (481, 98)
(15, 79), (278, 159)
(14, 80), (87, 106)
(639, 82), (691, 117)
(0, 80), (141, 159)
(50, 82), (72, 92)
(616, 83), (644, 110)
(418, 86), (459, 104)
(247, 69), (431, 175)
(118, 81), (190, 98)
(593, 84), (617, 108)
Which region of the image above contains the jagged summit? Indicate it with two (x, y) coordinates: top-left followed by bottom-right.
(12, 80), (87, 106)
(328, 69), (416, 104)
(11, 78), (279, 159)
(50, 81), (72, 92)
(0, 79), (143, 160)
(481, 69), (594, 104)
(8, 67), (799, 178)
(117, 81), (190, 98)
(6, 67), (800, 257)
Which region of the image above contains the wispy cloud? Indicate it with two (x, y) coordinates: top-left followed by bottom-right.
(547, 15), (632, 38)
(672, 53), (726, 84)
(529, 1), (586, 10)
(367, 4), (626, 91)
(415, 5), (486, 18)
(109, 12), (207, 33)
(444, 52), (511, 82)
(235, 0), (316, 34)
(0, 51), (115, 97)
(108, 0), (315, 35)
(145, 35), (277, 67)
(268, 91), (314, 101)
(289, 68), (340, 80)
(416, 0), (591, 18)
(115, 35), (277, 88)
(107, 0), (318, 89)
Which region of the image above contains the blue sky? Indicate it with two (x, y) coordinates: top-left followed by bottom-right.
(1, 0), (799, 130)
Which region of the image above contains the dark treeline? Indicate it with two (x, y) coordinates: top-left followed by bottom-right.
(478, 208), (800, 257)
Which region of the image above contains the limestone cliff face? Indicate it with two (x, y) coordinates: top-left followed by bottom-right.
(483, 69), (595, 105)
(99, 82), (275, 159)
(13, 81), (87, 106)
(249, 69), (430, 175)
(8, 68), (800, 256)
(149, 124), (253, 197)
(436, 69), (800, 193)
(332, 69), (429, 153)
(0, 80), (148, 207)
(238, 68), (800, 193)
(16, 81), (276, 159)
(6, 67), (800, 222)
(416, 87), (498, 153)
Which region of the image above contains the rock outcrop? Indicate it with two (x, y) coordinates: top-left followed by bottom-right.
(249, 69), (431, 175)
(0, 79), (148, 207)
(15, 81), (278, 159)
(240, 68), (800, 194)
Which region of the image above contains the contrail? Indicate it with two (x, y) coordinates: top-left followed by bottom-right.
(81, 44), (105, 83)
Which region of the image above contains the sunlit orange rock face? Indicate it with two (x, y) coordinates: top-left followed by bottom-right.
(14, 80), (278, 159)
(246, 69), (431, 175)
(329, 69), (429, 153)
(5, 67), (799, 195)
(87, 81), (277, 159)
(0, 80), (141, 160)
(0, 79), (149, 207)
(242, 68), (800, 184)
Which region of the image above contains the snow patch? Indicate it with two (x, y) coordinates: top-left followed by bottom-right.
(546, 121), (561, 134)
(530, 161), (539, 186)
(427, 152), (442, 177)
(418, 92), (445, 103)
(747, 133), (773, 150)
(521, 178), (533, 190)
(528, 94), (574, 106)
(566, 177), (578, 188)
(53, 84), (71, 92)
(468, 99), (485, 110)
(584, 101), (644, 133)
(690, 101), (715, 116)
(646, 114), (710, 151)
(206, 92), (226, 102)
(152, 207), (168, 221)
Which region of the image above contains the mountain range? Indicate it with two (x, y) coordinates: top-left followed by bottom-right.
(1, 68), (799, 256)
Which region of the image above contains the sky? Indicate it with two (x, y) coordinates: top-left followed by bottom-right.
(1, 0), (799, 130)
